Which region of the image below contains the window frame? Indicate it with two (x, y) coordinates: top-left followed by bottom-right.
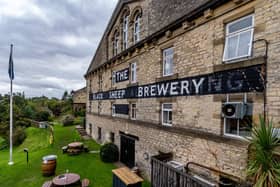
(112, 104), (116, 117)
(113, 32), (119, 56)
(123, 15), (129, 50)
(161, 103), (173, 126)
(223, 117), (252, 139)
(162, 47), (174, 77)
(134, 14), (141, 43)
(131, 103), (137, 120)
(223, 14), (255, 62)
(130, 62), (137, 83)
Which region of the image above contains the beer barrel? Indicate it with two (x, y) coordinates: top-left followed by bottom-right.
(41, 155), (57, 176)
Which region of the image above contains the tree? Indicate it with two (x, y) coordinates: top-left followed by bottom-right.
(247, 116), (280, 187)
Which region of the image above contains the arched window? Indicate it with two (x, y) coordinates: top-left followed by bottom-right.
(134, 14), (141, 43)
(113, 31), (119, 56)
(123, 15), (129, 49)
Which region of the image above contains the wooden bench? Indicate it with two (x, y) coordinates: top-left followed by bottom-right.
(81, 178), (90, 187)
(42, 180), (53, 187)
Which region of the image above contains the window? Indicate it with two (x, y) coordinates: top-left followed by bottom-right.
(123, 15), (129, 49)
(130, 62), (137, 83)
(88, 101), (92, 113)
(131, 103), (136, 120)
(98, 127), (102, 140)
(98, 101), (101, 114)
(163, 47), (174, 76)
(162, 103), (172, 126)
(112, 104), (116, 116)
(134, 14), (141, 43)
(113, 32), (119, 56)
(98, 74), (102, 91)
(112, 71), (116, 85)
(223, 14), (254, 61)
(224, 116), (252, 138)
(110, 132), (115, 143)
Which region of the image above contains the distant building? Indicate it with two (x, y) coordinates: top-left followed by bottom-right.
(84, 0), (280, 185)
(72, 87), (87, 113)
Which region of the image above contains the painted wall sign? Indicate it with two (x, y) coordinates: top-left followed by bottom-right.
(90, 65), (265, 100)
(114, 68), (129, 83)
(114, 104), (129, 115)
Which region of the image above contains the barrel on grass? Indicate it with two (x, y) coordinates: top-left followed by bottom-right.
(41, 155), (57, 176)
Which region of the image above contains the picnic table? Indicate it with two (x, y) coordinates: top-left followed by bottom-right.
(67, 142), (84, 155)
(52, 173), (80, 186)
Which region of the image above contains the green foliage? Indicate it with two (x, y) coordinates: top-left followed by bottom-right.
(247, 116), (280, 187)
(100, 143), (119, 163)
(0, 136), (7, 150)
(35, 110), (50, 121)
(12, 126), (26, 146)
(62, 114), (75, 126)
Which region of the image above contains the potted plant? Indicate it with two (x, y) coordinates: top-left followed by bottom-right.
(247, 116), (280, 187)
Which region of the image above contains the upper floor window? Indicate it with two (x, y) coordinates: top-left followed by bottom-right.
(163, 47), (174, 76)
(123, 15), (129, 49)
(98, 74), (103, 91)
(134, 14), (141, 43)
(112, 71), (116, 85)
(113, 31), (119, 56)
(130, 62), (137, 83)
(223, 14), (254, 62)
(162, 103), (172, 126)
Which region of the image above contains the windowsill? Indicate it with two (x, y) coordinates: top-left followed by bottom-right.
(127, 82), (139, 87)
(213, 56), (265, 72)
(223, 133), (250, 142)
(109, 86), (117, 90)
(156, 73), (179, 82)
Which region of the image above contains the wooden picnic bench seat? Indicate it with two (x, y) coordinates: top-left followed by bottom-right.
(42, 180), (53, 187)
(81, 178), (90, 187)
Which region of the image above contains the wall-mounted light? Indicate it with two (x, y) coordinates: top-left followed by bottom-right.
(143, 152), (149, 160)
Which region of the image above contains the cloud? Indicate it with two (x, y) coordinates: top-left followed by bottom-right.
(0, 0), (118, 98)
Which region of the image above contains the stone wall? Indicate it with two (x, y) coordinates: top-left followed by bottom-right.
(85, 0), (280, 182)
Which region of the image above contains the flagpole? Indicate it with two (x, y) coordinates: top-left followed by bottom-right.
(8, 44), (14, 165)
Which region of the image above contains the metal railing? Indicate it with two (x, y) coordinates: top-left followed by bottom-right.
(151, 157), (214, 187)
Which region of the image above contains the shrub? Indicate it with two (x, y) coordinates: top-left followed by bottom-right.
(62, 115), (75, 126)
(36, 111), (50, 121)
(100, 143), (119, 163)
(12, 126), (26, 146)
(247, 116), (280, 187)
(0, 136), (7, 150)
(15, 119), (31, 128)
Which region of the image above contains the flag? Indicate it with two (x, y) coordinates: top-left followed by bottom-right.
(8, 44), (14, 80)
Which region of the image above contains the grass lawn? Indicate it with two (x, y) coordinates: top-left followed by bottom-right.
(0, 124), (150, 187)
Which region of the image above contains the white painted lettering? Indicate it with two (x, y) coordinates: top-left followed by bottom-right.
(150, 85), (156, 96)
(170, 81), (179, 95)
(180, 80), (190, 95)
(192, 78), (205, 94)
(157, 83), (169, 96)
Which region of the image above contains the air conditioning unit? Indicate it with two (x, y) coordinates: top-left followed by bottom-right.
(166, 161), (185, 172)
(222, 102), (247, 119)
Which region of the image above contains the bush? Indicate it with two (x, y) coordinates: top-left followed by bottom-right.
(0, 136), (7, 150)
(15, 119), (31, 128)
(62, 115), (75, 126)
(36, 111), (50, 121)
(100, 143), (119, 163)
(12, 126), (26, 146)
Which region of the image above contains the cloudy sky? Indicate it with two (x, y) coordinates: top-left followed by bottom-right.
(0, 0), (118, 98)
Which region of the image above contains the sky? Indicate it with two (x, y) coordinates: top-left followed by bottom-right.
(0, 0), (118, 98)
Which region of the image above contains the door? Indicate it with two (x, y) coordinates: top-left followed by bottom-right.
(120, 135), (135, 168)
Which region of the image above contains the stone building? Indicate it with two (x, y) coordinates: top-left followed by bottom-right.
(72, 87), (87, 113)
(84, 0), (280, 184)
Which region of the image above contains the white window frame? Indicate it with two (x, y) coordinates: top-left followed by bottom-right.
(162, 103), (172, 126)
(123, 15), (129, 49)
(223, 14), (254, 62)
(112, 71), (116, 85)
(134, 15), (141, 43)
(130, 62), (137, 83)
(113, 32), (119, 55)
(131, 103), (136, 120)
(162, 47), (174, 77)
(112, 104), (116, 117)
(223, 118), (252, 139)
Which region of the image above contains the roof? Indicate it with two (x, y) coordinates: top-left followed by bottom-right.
(86, 0), (230, 76)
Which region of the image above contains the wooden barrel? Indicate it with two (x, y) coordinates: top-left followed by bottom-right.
(41, 155), (57, 176)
